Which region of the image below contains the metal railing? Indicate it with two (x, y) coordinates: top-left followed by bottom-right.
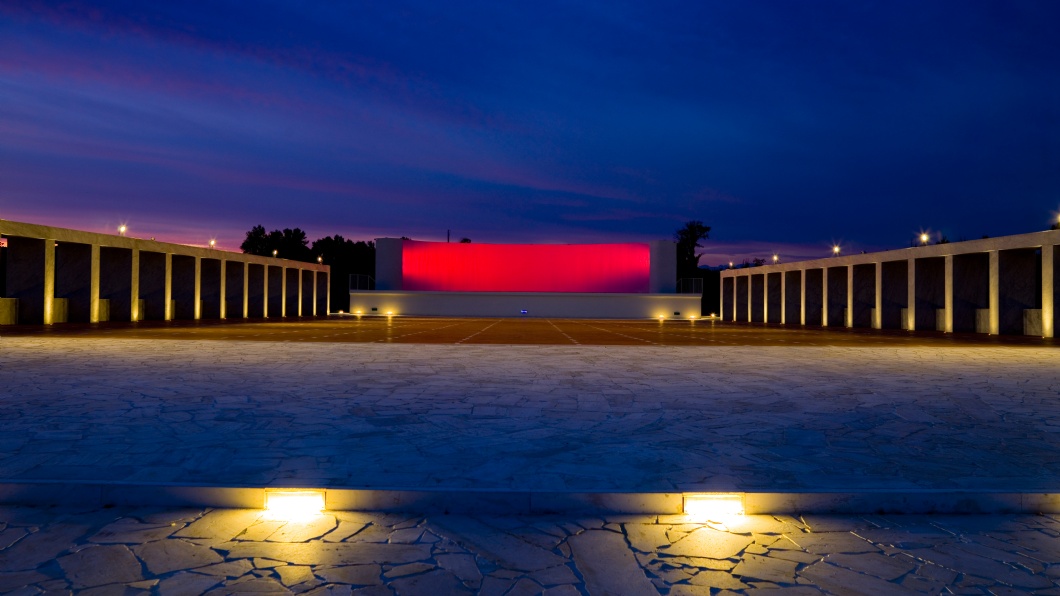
(677, 277), (704, 294)
(349, 274), (376, 291)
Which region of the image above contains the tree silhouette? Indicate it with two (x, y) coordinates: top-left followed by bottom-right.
(240, 226), (313, 262)
(459, 238), (472, 243)
(241, 225), (270, 255)
(674, 220), (711, 272)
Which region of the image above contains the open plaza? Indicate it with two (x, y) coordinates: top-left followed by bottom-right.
(1, 316), (1059, 593)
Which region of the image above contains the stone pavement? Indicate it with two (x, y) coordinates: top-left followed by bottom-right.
(0, 337), (1059, 492)
(2, 504), (1060, 594)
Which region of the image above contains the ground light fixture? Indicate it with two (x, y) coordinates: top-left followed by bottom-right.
(264, 489), (325, 522)
(683, 493), (744, 523)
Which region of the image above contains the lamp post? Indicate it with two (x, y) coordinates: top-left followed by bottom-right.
(118, 225), (126, 237)
(832, 245), (840, 256)
(920, 233), (929, 246)
(772, 254), (779, 264)
(272, 249), (278, 258)
(209, 239), (216, 249)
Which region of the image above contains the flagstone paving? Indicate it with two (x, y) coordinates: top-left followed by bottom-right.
(0, 337), (1058, 491)
(2, 505), (1060, 594)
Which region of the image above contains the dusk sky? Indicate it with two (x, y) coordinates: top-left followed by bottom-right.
(1, 1), (1058, 265)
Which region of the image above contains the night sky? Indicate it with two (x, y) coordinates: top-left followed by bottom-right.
(1, 1), (1058, 265)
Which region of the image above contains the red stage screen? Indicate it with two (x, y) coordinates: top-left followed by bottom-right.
(402, 241), (651, 293)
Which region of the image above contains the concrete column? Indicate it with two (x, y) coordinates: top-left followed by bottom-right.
(762, 274), (769, 323)
(732, 276), (738, 322)
(719, 279), (725, 321)
(745, 273), (752, 323)
(906, 258), (916, 331)
(89, 244), (100, 323)
(263, 265), (269, 319)
(943, 255), (954, 333)
(130, 249), (140, 322)
(800, 269), (806, 325)
(873, 262), (882, 329)
(312, 270), (318, 316)
(780, 272), (786, 325)
(281, 267), (287, 318)
(219, 259), (227, 319)
(243, 262), (250, 318)
(297, 269), (303, 317)
(846, 266), (854, 328)
(988, 250), (999, 335)
(194, 256), (202, 320)
(164, 253), (173, 321)
(821, 267), (828, 327)
(325, 271), (330, 316)
(1044, 245), (1055, 338)
(43, 239), (55, 325)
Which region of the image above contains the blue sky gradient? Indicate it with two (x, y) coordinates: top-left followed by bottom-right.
(1, 1), (1057, 264)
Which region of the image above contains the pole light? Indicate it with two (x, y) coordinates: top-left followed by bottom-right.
(729, 261), (734, 269)
(272, 249), (278, 257)
(832, 245), (840, 256)
(209, 239), (216, 249)
(118, 225), (126, 236)
(920, 233), (929, 245)
(317, 256), (323, 263)
(772, 254), (779, 264)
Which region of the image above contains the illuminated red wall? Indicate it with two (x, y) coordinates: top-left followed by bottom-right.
(402, 241), (651, 293)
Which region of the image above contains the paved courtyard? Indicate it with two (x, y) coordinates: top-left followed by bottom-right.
(2, 504), (1060, 594)
(0, 320), (1057, 492)
(2, 318), (1059, 592)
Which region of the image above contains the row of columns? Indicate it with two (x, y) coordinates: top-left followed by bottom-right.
(723, 246), (1056, 337)
(1, 236), (329, 325)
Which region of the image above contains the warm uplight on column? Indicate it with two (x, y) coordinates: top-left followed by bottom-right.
(264, 490), (325, 521)
(118, 224), (127, 236)
(684, 493), (744, 523)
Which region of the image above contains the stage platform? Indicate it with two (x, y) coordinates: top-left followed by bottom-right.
(348, 290), (703, 319)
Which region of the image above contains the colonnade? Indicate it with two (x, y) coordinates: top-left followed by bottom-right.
(0, 220), (329, 325)
(720, 230), (1058, 337)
